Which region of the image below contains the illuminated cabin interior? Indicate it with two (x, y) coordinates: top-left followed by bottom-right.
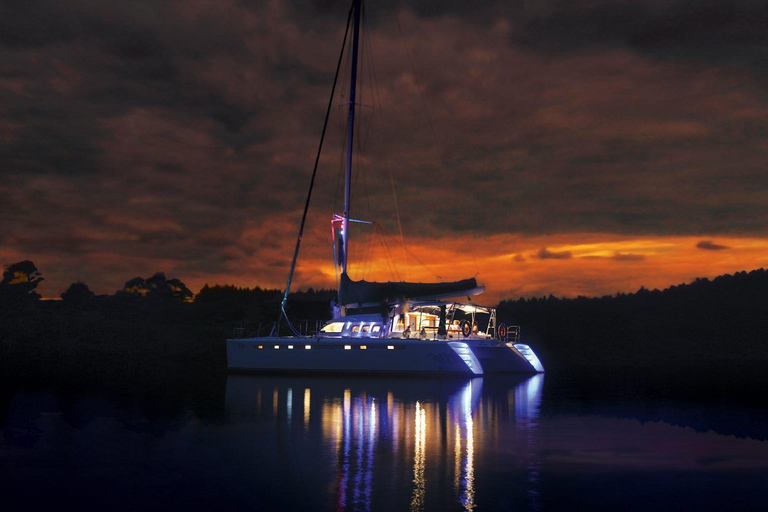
(318, 301), (499, 341)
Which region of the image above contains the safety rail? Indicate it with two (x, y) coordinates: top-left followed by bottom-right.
(231, 319), (323, 339)
(497, 324), (521, 344)
(398, 323), (520, 343)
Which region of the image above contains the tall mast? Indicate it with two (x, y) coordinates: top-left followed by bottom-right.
(341, 0), (362, 275)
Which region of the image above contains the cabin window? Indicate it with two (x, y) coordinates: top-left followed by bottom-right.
(321, 322), (344, 333)
(371, 325), (381, 333)
(351, 325), (360, 333)
(361, 325), (370, 333)
(407, 312), (438, 331)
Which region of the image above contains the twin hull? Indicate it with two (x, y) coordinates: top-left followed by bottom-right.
(227, 337), (542, 375)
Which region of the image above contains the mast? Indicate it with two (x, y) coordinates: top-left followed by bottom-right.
(341, 0), (362, 275)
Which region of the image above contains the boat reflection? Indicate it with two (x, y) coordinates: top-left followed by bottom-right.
(452, 379), (480, 511)
(225, 374), (543, 511)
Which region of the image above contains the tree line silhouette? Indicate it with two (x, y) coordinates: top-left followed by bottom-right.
(2, 260), (767, 384)
(497, 268), (768, 372)
(0, 260), (334, 386)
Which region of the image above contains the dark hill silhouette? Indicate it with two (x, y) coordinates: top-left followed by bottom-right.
(497, 268), (768, 371)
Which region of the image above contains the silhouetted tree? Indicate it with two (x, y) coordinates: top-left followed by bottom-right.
(61, 282), (95, 304)
(117, 272), (192, 302)
(121, 276), (147, 297)
(0, 260), (44, 302)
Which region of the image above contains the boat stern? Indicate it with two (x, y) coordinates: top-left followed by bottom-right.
(467, 341), (545, 373)
(512, 343), (545, 373)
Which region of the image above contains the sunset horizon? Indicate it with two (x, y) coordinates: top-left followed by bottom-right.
(8, 232), (768, 304)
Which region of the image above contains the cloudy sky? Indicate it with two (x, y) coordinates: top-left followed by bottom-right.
(2, 0), (767, 302)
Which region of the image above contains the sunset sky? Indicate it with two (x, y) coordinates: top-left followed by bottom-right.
(2, 0), (767, 303)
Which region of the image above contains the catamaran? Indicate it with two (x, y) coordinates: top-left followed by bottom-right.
(227, 0), (544, 376)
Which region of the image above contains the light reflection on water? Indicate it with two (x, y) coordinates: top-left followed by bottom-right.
(225, 375), (544, 511)
(4, 372), (768, 511)
(410, 400), (426, 512)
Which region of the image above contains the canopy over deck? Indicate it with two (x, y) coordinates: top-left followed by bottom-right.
(338, 272), (484, 306)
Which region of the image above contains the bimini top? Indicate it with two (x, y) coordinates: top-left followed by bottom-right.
(338, 272), (484, 306)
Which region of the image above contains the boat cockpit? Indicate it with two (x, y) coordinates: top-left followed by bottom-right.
(319, 301), (515, 342)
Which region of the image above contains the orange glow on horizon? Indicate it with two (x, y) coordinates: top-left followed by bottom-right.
(257, 233), (768, 303)
(9, 232), (768, 304)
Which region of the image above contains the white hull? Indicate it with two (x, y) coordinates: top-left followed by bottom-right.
(227, 337), (542, 375)
(468, 342), (545, 373)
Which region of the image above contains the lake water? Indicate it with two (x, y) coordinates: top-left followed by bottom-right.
(2, 371), (767, 511)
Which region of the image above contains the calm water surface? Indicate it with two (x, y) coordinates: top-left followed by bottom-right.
(2, 372), (767, 511)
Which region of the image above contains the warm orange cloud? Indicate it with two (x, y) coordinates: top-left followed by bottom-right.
(310, 233), (768, 304)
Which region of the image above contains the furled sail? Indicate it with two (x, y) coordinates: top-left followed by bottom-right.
(338, 272), (484, 305)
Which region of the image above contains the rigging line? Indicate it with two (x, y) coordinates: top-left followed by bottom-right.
(381, 227), (398, 282)
(386, 160), (408, 279)
(358, 13), (378, 222)
(379, 223), (402, 281)
(374, 222), (400, 282)
(279, 2), (354, 328)
(372, 224), (390, 281)
(376, 222), (441, 280)
(363, 16), (393, 232)
(387, 1), (479, 281)
(389, 0), (446, 177)
(370, 224), (388, 280)
(356, 87), (375, 225)
(282, 305), (305, 337)
(356, 9), (378, 222)
(357, 220), (375, 280)
(359, 24), (400, 284)
(364, 15), (408, 280)
(466, 226), (481, 276)
(374, 223), (399, 281)
(350, 15), (379, 279)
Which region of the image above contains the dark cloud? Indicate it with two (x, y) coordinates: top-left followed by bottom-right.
(516, 1), (768, 67)
(1, 0), (767, 296)
(537, 248), (573, 260)
(696, 240), (729, 251)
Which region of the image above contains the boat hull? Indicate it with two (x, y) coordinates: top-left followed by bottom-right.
(227, 337), (542, 375)
(468, 343), (544, 373)
(227, 337), (484, 375)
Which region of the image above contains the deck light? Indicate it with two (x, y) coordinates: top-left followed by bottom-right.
(288, 345), (294, 349)
(274, 345), (280, 349)
(360, 345), (367, 350)
(387, 345), (395, 350)
(305, 345), (312, 350)
(258, 345), (263, 349)
(344, 345), (352, 350)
